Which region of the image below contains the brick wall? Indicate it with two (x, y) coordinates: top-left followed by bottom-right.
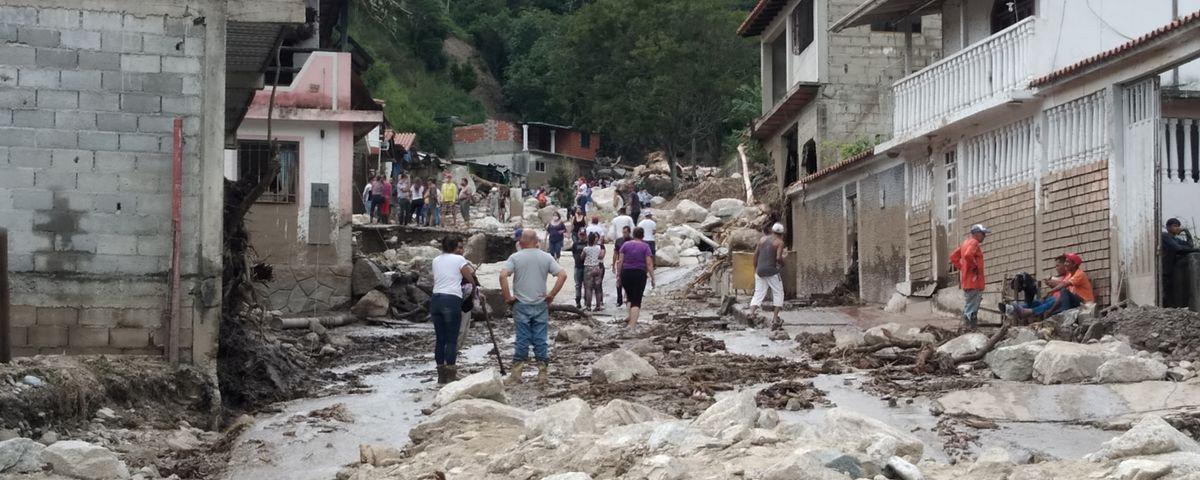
(857, 165), (908, 303)
(1039, 161), (1112, 304)
(1, 5), (206, 357)
(554, 130), (598, 161)
(819, 0), (942, 168)
(793, 189), (845, 296)
(959, 182), (1037, 292)
(908, 206), (934, 281)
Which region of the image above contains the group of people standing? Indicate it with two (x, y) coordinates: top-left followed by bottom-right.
(548, 205), (658, 319)
(363, 172), (475, 228)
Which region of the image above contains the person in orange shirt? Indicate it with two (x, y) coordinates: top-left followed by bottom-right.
(950, 224), (989, 328)
(1002, 252), (1093, 320)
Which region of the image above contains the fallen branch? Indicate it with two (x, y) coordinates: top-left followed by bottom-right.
(274, 314), (356, 330)
(737, 143), (755, 205)
(550, 304), (593, 319)
(949, 323), (1009, 364)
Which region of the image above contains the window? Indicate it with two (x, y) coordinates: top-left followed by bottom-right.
(770, 35), (788, 103)
(792, 0), (814, 54)
(238, 140), (299, 203)
(580, 132), (591, 148)
(534, 160), (547, 172)
(944, 150), (957, 222)
(991, 0), (1034, 34)
(802, 139), (817, 175)
(870, 17), (922, 33)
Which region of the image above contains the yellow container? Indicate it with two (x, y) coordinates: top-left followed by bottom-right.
(732, 252), (756, 292)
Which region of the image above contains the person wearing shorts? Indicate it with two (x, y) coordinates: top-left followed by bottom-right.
(618, 227), (655, 328)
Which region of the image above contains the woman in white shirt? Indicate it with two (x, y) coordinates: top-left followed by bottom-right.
(430, 236), (477, 384)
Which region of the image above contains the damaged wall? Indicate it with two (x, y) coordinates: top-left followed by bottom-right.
(856, 165), (907, 304)
(1, 3), (217, 358)
(792, 188), (844, 297)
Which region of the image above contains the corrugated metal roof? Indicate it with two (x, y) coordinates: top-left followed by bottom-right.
(1030, 9), (1200, 88)
(737, 0), (789, 37)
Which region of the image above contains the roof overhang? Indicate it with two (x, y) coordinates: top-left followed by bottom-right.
(785, 148), (877, 197)
(830, 0), (943, 32)
(751, 82), (820, 140)
(737, 0), (789, 37)
(521, 121), (573, 130)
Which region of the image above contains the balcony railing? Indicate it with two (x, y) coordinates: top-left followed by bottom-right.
(893, 16), (1036, 139)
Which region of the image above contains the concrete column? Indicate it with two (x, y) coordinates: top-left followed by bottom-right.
(195, 0), (227, 368)
(522, 124), (529, 151)
(550, 129), (556, 154)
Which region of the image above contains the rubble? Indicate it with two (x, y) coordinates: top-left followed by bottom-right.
(408, 399), (529, 443)
(984, 340), (1046, 381)
(593, 399), (672, 428)
(1112, 459), (1172, 480)
(556, 325), (595, 343)
(1085, 416), (1200, 461)
(0, 437), (45, 473)
(525, 398), (597, 445)
(433, 369), (507, 407)
(673, 199), (710, 223)
(935, 332), (989, 357)
(655, 245), (681, 267)
(691, 390), (758, 436)
(1096, 357), (1169, 383)
(1032, 340), (1131, 384)
(351, 258), (387, 297)
(1109, 306), (1200, 360)
(590, 349), (659, 384)
(350, 290), (390, 318)
(863, 323), (936, 346)
(42, 440), (131, 480)
(708, 198), (745, 219)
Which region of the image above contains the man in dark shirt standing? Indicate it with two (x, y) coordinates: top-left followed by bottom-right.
(570, 230), (588, 309)
(1162, 218), (1198, 307)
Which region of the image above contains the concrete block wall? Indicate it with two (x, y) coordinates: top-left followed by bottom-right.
(856, 165), (908, 304)
(819, 0), (942, 168)
(908, 207), (934, 282)
(0, 5), (206, 357)
(792, 189), (845, 297)
(959, 182), (1037, 294)
(1039, 161), (1112, 304)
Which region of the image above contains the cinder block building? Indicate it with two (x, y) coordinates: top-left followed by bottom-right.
(737, 0), (941, 303)
(0, 0), (306, 363)
(452, 119), (599, 188)
(809, 0), (1200, 316)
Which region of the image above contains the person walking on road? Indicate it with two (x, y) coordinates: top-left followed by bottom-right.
(499, 230), (568, 385)
(430, 236), (476, 384)
(409, 179), (426, 226)
(618, 227), (655, 328)
(458, 178), (473, 227)
(546, 213), (567, 260)
(613, 225), (633, 307)
(395, 174), (411, 225)
(638, 212), (658, 256)
(749, 223), (787, 329)
(950, 224), (989, 329)
(440, 174), (458, 228)
(583, 232), (606, 311)
(570, 229), (587, 308)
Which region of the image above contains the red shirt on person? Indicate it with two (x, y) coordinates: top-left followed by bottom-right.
(950, 236), (985, 291)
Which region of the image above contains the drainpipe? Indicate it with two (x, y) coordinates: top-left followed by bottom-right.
(169, 118), (183, 363)
(0, 227), (8, 363)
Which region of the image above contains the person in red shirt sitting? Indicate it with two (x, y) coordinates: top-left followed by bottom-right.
(1001, 252), (1093, 320)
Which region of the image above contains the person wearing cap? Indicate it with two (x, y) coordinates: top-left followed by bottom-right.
(749, 222), (788, 329)
(950, 224), (989, 328)
(1002, 253), (1093, 320)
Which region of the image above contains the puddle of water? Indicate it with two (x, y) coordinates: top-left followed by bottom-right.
(701, 330), (798, 358)
(223, 340), (492, 480)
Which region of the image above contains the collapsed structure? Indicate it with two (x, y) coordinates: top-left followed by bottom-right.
(742, 0), (1200, 316)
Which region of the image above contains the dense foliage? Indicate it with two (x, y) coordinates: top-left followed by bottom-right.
(353, 0), (760, 166)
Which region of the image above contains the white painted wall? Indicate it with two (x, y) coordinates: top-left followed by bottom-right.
(236, 118), (345, 245)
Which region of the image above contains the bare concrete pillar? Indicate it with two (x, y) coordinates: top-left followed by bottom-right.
(522, 124), (529, 152)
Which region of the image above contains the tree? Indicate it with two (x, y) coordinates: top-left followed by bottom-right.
(545, 0), (757, 188)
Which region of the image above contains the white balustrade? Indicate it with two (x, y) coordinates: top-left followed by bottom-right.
(1162, 118), (1200, 183)
(962, 117), (1038, 196)
(1046, 90), (1109, 172)
(892, 16), (1036, 139)
(909, 161), (932, 208)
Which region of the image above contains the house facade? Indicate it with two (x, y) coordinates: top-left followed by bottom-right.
(805, 0), (1200, 316)
(738, 0), (942, 303)
(0, 0), (305, 364)
(452, 119), (599, 188)
(227, 50), (382, 314)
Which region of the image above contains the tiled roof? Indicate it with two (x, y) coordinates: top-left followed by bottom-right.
(737, 0), (789, 37)
(786, 147), (877, 192)
(1030, 9), (1200, 88)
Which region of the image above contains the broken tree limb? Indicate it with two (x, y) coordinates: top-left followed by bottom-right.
(949, 323), (1009, 364)
(550, 304), (592, 319)
(737, 143), (755, 205)
(274, 314), (357, 330)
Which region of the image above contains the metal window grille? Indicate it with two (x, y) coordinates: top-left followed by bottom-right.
(238, 140), (299, 203)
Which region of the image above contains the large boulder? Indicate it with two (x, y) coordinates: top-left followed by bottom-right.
(1112, 459), (1172, 480)
(650, 196), (666, 206)
(591, 349), (659, 384)
(410, 399), (530, 443)
(524, 397), (596, 445)
(709, 198), (745, 219)
(967, 447), (1015, 479)
(1033, 341), (1130, 384)
(463, 233), (489, 264)
(936, 333), (989, 358)
(863, 323), (937, 346)
(1085, 416), (1200, 461)
(655, 246), (681, 267)
(350, 290), (390, 318)
(1096, 357), (1169, 383)
(727, 228), (760, 251)
(42, 440), (130, 480)
(886, 456), (924, 480)
(665, 225), (703, 243)
(593, 399), (672, 428)
(556, 325), (595, 344)
(394, 245), (441, 262)
(474, 216), (505, 233)
(0, 438), (45, 474)
(591, 187), (622, 211)
(537, 205), (561, 225)
(824, 408), (924, 462)
(692, 390), (759, 436)
(351, 258), (388, 296)
(433, 368), (506, 407)
(674, 200), (709, 223)
(698, 215), (724, 232)
(985, 340), (1047, 381)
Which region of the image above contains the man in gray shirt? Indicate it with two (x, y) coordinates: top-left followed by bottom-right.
(500, 229), (567, 385)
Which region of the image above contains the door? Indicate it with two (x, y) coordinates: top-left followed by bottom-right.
(845, 186), (860, 295)
(1119, 77), (1161, 305)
